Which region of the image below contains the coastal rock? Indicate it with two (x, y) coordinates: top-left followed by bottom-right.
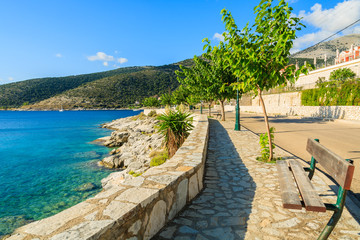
(102, 154), (124, 169)
(104, 131), (129, 147)
(74, 183), (98, 192)
(99, 116), (164, 170)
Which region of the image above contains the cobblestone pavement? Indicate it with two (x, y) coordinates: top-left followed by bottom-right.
(153, 119), (360, 240)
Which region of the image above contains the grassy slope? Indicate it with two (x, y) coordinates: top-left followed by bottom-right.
(0, 67), (146, 108)
(25, 64), (181, 109)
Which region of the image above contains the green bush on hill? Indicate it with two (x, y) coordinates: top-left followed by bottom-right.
(301, 79), (360, 106)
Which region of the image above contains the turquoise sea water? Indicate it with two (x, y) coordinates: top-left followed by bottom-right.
(0, 110), (141, 236)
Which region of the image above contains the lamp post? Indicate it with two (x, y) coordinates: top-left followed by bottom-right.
(200, 100), (203, 114)
(234, 86), (240, 131)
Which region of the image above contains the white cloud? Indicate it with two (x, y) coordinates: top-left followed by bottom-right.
(8, 77), (14, 81)
(88, 52), (128, 67)
(118, 57), (128, 64)
(213, 32), (225, 41)
(87, 52), (115, 62)
(294, 0), (360, 50)
(55, 53), (62, 58)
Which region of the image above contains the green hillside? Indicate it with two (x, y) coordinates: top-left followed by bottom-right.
(0, 66), (146, 108)
(24, 64), (180, 109)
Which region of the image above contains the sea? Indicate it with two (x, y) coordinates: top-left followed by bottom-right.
(0, 110), (142, 237)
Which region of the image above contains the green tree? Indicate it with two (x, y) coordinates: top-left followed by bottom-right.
(329, 68), (356, 83)
(172, 86), (188, 106)
(176, 49), (237, 120)
(160, 93), (172, 107)
(176, 56), (215, 116)
(221, 0), (308, 161)
(143, 97), (160, 108)
(203, 40), (238, 121)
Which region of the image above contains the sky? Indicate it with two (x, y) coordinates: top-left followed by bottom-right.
(1, 0), (360, 84)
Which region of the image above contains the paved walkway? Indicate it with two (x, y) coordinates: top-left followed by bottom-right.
(153, 119), (360, 240)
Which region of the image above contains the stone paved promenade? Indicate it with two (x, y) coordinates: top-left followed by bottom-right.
(153, 119), (360, 240)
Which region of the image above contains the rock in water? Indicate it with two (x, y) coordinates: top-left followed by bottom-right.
(104, 131), (130, 147)
(74, 183), (97, 192)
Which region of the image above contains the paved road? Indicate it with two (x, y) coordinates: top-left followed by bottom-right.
(228, 111), (360, 195)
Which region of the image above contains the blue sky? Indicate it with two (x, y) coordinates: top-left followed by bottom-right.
(1, 0), (360, 84)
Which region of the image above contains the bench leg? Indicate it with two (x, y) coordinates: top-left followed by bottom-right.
(317, 188), (347, 240)
(317, 207), (344, 240)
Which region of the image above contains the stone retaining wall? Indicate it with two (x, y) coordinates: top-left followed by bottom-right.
(252, 92), (302, 107)
(240, 105), (360, 120)
(6, 115), (209, 240)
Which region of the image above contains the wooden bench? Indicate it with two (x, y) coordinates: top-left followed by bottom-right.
(277, 138), (355, 240)
(213, 111), (222, 119)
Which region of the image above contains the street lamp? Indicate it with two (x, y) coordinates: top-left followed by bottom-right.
(234, 79), (240, 131)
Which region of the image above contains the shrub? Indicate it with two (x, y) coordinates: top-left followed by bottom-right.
(257, 127), (277, 162)
(301, 79), (360, 106)
(156, 110), (194, 158)
(130, 112), (146, 120)
(150, 150), (169, 166)
(329, 68), (356, 82)
(148, 110), (158, 117)
(128, 170), (143, 177)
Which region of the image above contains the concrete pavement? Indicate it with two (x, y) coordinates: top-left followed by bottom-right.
(223, 111), (360, 197)
(153, 119), (360, 240)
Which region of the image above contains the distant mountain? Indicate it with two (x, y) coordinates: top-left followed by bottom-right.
(0, 59), (194, 109)
(24, 64), (180, 110)
(0, 67), (147, 108)
(290, 34), (360, 66)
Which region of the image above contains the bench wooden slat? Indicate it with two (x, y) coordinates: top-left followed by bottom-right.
(288, 159), (326, 212)
(276, 160), (302, 210)
(306, 138), (354, 190)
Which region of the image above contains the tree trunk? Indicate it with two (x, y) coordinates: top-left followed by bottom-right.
(258, 87), (273, 161)
(208, 102), (212, 117)
(220, 100), (225, 121)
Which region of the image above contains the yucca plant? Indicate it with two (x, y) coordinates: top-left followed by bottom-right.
(156, 110), (194, 158)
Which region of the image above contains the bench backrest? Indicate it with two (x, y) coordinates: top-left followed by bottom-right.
(306, 138), (355, 190)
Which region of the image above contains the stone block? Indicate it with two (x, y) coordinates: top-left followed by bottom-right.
(121, 176), (145, 187)
(50, 220), (114, 240)
(115, 187), (159, 208)
(147, 175), (178, 185)
(91, 186), (125, 199)
(169, 179), (188, 220)
(103, 201), (136, 221)
(188, 173), (199, 201)
(128, 220), (142, 235)
(144, 200), (166, 240)
(197, 166), (204, 191)
(20, 202), (97, 236)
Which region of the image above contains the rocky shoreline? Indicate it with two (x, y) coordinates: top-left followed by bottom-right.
(94, 114), (164, 189)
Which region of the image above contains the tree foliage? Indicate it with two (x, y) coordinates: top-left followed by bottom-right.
(221, 0), (308, 161)
(176, 43), (237, 120)
(143, 96), (160, 108)
(302, 79), (360, 106)
(329, 68), (356, 82)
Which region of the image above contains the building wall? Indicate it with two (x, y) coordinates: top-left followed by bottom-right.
(295, 58), (360, 89)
